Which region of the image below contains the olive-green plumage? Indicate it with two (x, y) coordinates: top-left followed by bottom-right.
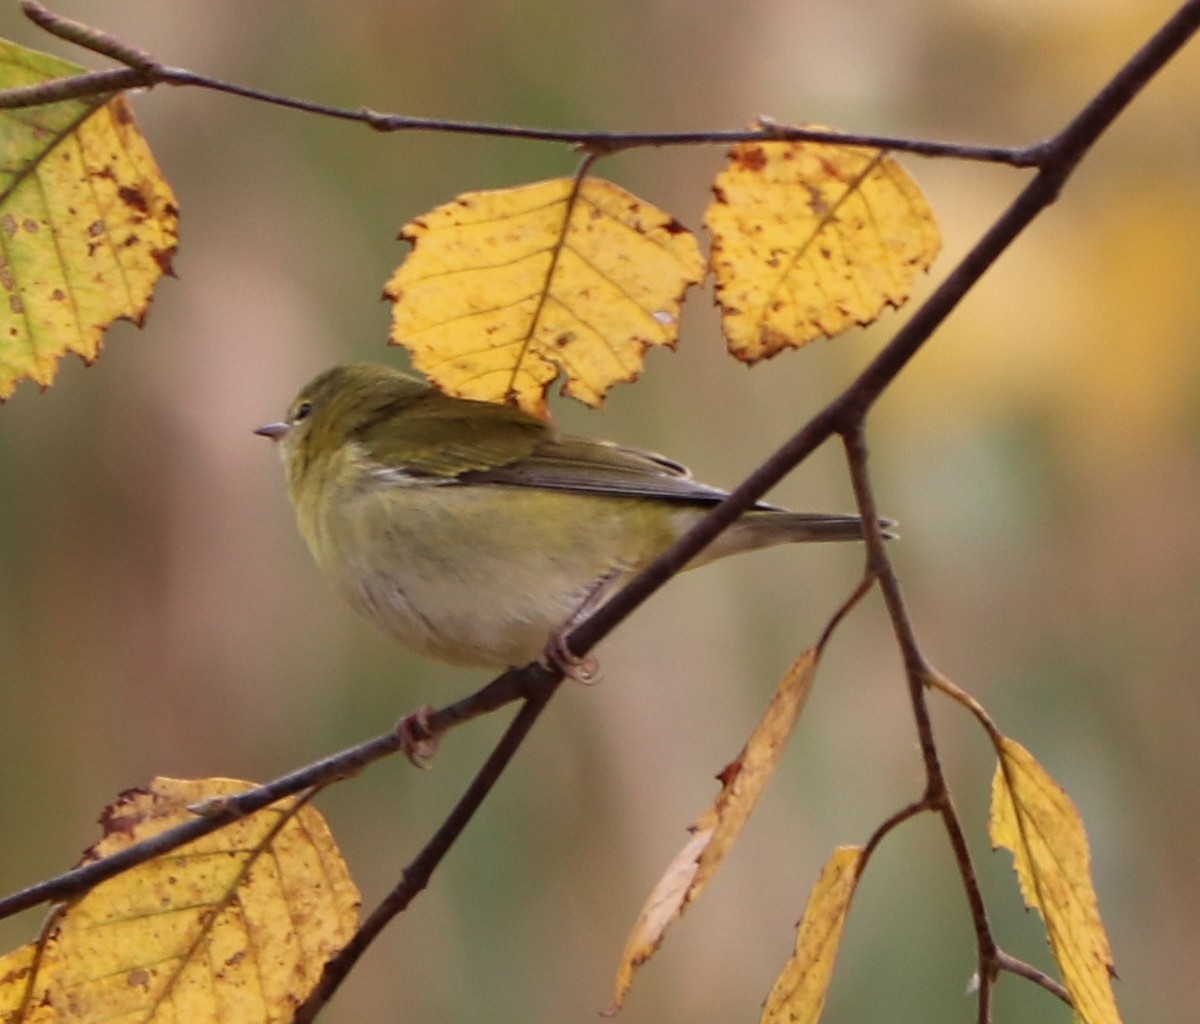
(258, 364), (868, 668)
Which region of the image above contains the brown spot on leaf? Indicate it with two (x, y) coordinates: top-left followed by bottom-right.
(150, 247), (176, 274)
(118, 185), (149, 214)
(806, 184), (830, 217)
(9, 295), (24, 315)
(735, 145), (768, 172)
(89, 220), (106, 237)
(96, 787), (150, 839)
(817, 155), (845, 181)
(1, 215), (16, 238)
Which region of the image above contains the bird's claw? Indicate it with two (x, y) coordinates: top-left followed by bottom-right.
(542, 630), (601, 684)
(395, 704), (439, 767)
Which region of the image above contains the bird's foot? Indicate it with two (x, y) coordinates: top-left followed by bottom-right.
(540, 570), (621, 683)
(541, 630), (601, 684)
(394, 703), (439, 767)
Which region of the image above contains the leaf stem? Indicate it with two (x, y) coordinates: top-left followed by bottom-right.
(994, 949), (1073, 1007)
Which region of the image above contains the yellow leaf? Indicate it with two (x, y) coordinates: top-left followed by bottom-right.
(0, 943), (54, 1024)
(4, 777), (359, 1024)
(610, 647), (819, 1011)
(385, 177), (703, 417)
(0, 40), (179, 400)
(705, 130), (940, 362)
(991, 738), (1122, 1024)
(760, 846), (865, 1024)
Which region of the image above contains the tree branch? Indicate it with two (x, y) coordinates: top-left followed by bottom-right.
(292, 693), (556, 1022)
(1, 5), (1196, 1021)
(0, 661), (560, 921)
(841, 426), (1000, 1024)
(0, 2), (1036, 164)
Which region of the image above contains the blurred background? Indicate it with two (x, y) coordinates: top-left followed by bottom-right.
(0, 1), (1197, 1021)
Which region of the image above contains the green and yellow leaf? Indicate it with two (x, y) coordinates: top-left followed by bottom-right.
(705, 128), (940, 362)
(0, 40), (179, 399)
(385, 177), (703, 417)
(991, 738), (1122, 1024)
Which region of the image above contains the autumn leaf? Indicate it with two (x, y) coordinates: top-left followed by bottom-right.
(610, 646), (820, 1012)
(0, 40), (179, 400)
(0, 943), (49, 1024)
(705, 129), (940, 361)
(1, 777), (359, 1024)
(385, 176), (703, 417)
(760, 846), (865, 1024)
(991, 738), (1122, 1024)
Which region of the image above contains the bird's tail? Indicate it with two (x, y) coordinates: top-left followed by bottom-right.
(692, 509), (894, 567)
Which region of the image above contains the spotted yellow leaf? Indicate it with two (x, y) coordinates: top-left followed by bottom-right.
(385, 177), (703, 417)
(705, 129), (939, 361)
(0, 40), (179, 400)
(991, 738), (1122, 1024)
(761, 846), (865, 1024)
(0, 943), (53, 1024)
(1, 777), (359, 1024)
(610, 646), (820, 1011)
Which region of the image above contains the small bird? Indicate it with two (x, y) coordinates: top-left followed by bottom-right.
(257, 364), (873, 673)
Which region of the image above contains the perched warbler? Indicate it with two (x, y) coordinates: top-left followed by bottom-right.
(257, 364), (871, 672)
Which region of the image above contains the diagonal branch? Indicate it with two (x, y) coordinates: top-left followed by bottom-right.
(292, 694), (558, 1022)
(561, 0), (1200, 667)
(0, 662), (558, 921)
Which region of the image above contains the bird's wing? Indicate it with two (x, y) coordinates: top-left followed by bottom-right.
(357, 391), (548, 480)
(360, 390), (777, 507)
(462, 435), (759, 505)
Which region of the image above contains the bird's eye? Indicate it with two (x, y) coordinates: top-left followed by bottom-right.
(293, 400), (313, 423)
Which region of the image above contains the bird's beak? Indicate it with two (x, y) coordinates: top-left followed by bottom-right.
(254, 422), (288, 441)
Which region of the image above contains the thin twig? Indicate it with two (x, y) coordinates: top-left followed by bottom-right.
(995, 949), (1073, 1008)
(0, 69), (140, 107)
(22, 0), (159, 70)
(7, 2), (1031, 163)
(841, 426), (999, 1024)
(292, 693), (557, 1022)
(0, 662), (557, 921)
